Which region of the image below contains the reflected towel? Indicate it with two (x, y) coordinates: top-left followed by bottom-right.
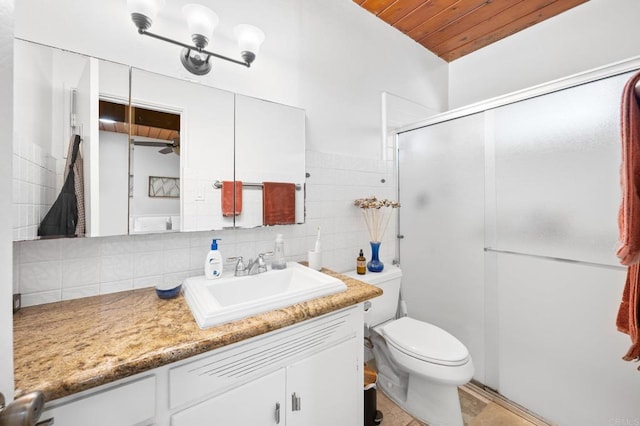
(222, 181), (242, 217)
(262, 182), (296, 226)
(616, 71), (640, 364)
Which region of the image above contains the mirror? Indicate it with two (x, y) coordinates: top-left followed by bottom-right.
(234, 94), (306, 228)
(129, 68), (236, 233)
(13, 40), (306, 241)
(99, 99), (182, 235)
(13, 39), (130, 240)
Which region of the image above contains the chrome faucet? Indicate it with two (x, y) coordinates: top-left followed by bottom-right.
(228, 252), (272, 277)
(248, 252), (272, 275)
(227, 256), (248, 277)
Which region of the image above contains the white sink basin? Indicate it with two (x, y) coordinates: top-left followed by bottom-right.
(183, 262), (348, 329)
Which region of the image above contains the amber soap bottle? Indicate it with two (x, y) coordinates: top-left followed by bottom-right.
(357, 249), (366, 275)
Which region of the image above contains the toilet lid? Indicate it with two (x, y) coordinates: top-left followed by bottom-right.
(381, 317), (470, 366)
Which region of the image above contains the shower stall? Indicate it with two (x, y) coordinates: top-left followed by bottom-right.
(396, 69), (640, 425)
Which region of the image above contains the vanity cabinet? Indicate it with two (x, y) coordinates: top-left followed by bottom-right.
(172, 338), (359, 425)
(38, 306), (363, 426)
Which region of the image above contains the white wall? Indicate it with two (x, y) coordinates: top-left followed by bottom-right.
(15, 0), (448, 159)
(13, 0), (429, 303)
(131, 145), (180, 216)
(0, 0), (13, 399)
(449, 0), (640, 108)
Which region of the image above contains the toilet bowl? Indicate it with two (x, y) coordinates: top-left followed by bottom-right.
(346, 266), (474, 426)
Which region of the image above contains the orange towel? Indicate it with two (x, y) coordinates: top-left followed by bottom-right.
(262, 182), (296, 226)
(221, 181), (242, 217)
(616, 71), (640, 365)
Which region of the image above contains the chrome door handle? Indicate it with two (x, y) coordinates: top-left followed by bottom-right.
(275, 402), (280, 424)
(0, 391), (53, 426)
(291, 392), (301, 412)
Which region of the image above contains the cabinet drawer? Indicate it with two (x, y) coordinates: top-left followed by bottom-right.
(170, 306), (360, 409)
(42, 376), (156, 426)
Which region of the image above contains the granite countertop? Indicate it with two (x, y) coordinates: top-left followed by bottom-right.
(13, 268), (381, 402)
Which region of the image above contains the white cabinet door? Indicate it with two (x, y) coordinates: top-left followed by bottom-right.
(286, 337), (360, 426)
(41, 376), (156, 426)
(171, 369), (286, 426)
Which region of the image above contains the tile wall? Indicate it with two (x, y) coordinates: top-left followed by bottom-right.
(13, 141), (59, 241)
(13, 150), (398, 307)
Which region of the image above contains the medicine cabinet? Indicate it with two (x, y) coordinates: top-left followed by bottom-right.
(12, 39), (306, 241)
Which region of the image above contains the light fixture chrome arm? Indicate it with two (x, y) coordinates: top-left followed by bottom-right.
(128, 1), (264, 75)
(137, 28), (250, 68)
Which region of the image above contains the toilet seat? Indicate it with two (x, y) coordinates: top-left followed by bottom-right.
(380, 317), (470, 367)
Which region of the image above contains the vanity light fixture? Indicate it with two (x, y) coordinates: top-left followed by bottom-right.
(127, 0), (265, 75)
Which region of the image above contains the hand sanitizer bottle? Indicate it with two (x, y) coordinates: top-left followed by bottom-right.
(204, 238), (223, 279)
(272, 234), (287, 270)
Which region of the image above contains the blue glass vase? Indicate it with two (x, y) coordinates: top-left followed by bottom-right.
(367, 241), (384, 272)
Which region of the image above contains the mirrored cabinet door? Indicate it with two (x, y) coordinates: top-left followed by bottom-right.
(13, 41), (307, 241)
(129, 69), (235, 234)
(234, 95), (306, 228)
(13, 40), (130, 240)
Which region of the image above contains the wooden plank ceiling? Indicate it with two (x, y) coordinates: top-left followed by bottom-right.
(98, 100), (180, 141)
(353, 0), (589, 62)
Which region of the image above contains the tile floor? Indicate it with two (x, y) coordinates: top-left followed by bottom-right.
(374, 383), (549, 426)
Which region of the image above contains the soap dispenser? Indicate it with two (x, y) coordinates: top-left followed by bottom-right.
(204, 238), (223, 279)
(272, 234), (287, 270)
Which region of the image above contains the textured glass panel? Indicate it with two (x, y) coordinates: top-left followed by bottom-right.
(495, 253), (632, 424)
(493, 73), (630, 266)
(397, 113), (485, 381)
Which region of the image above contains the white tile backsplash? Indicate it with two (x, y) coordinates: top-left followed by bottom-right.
(134, 252), (164, 278)
(60, 238), (102, 259)
(100, 235), (134, 256)
(161, 249), (191, 274)
(62, 258), (100, 288)
(100, 279), (134, 295)
(22, 290), (62, 307)
(101, 255), (134, 282)
(19, 261), (61, 294)
(14, 151), (398, 306)
(62, 284), (99, 301)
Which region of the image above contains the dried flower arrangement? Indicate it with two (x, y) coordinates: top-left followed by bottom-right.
(354, 196), (401, 242)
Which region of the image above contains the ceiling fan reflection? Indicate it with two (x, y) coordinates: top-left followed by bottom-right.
(132, 138), (180, 155)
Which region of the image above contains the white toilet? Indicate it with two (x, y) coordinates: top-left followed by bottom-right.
(347, 266), (474, 426)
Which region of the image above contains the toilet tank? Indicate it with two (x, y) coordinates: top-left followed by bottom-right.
(344, 266), (402, 327)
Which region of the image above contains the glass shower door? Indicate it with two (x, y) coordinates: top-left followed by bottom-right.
(397, 112), (486, 382)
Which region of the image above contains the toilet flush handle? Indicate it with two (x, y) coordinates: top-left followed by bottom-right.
(364, 301), (372, 312)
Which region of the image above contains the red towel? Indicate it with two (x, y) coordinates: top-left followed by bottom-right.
(262, 182), (296, 226)
(221, 181), (242, 217)
(616, 71), (640, 364)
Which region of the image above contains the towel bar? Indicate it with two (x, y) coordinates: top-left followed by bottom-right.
(213, 180), (301, 190)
